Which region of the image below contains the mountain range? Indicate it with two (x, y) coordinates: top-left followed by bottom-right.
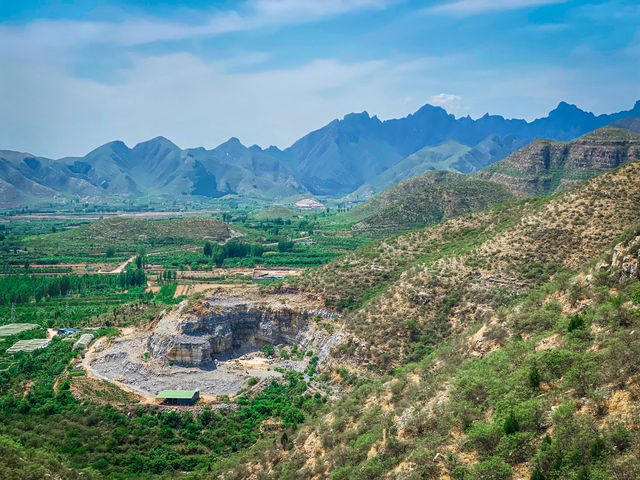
(2, 100), (640, 204)
(346, 125), (640, 235)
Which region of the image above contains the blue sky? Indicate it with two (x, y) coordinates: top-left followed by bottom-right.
(1, 0), (639, 157)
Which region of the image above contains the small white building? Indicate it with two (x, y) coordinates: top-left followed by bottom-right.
(295, 198), (326, 211)
(73, 333), (94, 351)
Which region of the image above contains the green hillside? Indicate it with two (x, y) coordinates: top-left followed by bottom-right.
(353, 180), (520, 236)
(473, 126), (640, 195)
(342, 170), (521, 235)
(213, 159), (640, 480)
(25, 217), (231, 255)
(344, 135), (524, 202)
(252, 205), (300, 221)
(343, 126), (640, 237)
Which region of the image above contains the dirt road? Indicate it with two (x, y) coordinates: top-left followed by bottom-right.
(107, 256), (135, 274)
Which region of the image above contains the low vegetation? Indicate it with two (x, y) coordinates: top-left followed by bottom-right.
(1, 152), (639, 479)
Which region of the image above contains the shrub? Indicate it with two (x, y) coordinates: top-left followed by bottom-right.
(503, 412), (519, 435)
(531, 469), (547, 480)
(608, 423), (632, 452)
(473, 457), (513, 480)
(588, 436), (606, 460)
(262, 345), (275, 357)
(497, 431), (533, 463)
(567, 315), (585, 332)
(529, 366), (541, 390)
(247, 377), (258, 386)
(562, 357), (598, 396)
(467, 422), (502, 455)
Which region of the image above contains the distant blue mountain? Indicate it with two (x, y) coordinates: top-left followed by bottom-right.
(1, 100), (639, 203)
(284, 100), (640, 194)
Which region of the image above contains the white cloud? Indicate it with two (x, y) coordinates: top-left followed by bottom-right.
(428, 93), (463, 112)
(1, 0), (637, 158)
(0, 53), (433, 157)
(252, 0), (393, 17)
(3, 45), (637, 158)
(0, 0), (396, 54)
(425, 0), (567, 16)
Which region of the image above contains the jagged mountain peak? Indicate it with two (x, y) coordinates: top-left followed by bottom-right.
(132, 136), (180, 151)
(411, 103), (451, 118)
(4, 99), (640, 204)
(343, 110), (371, 120)
(86, 140), (130, 156)
(547, 100), (594, 119)
(217, 137), (245, 149)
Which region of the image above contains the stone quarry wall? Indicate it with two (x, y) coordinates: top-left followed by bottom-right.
(147, 306), (320, 366)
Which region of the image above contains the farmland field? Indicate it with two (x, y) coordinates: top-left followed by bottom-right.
(0, 203), (367, 478)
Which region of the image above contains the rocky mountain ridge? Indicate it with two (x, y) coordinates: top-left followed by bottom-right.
(344, 126), (640, 235)
(473, 126), (640, 195)
(2, 102), (639, 204)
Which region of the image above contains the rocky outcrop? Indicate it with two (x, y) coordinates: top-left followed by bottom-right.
(473, 127), (640, 195)
(611, 235), (640, 279)
(147, 292), (338, 366)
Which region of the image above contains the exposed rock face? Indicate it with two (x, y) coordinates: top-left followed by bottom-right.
(473, 127), (640, 195)
(147, 291), (338, 366)
(611, 235), (640, 279)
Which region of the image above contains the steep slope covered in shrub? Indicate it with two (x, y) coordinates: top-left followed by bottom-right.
(211, 166), (640, 480)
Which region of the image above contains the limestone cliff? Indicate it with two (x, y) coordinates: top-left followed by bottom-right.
(473, 126), (640, 195)
(147, 290), (338, 366)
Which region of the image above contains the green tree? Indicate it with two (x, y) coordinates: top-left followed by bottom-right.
(106, 246), (116, 258)
(567, 315), (585, 332)
(262, 344), (275, 357)
(504, 412), (520, 435)
(203, 242), (213, 257)
(277, 240), (295, 252)
(531, 470), (547, 480)
(529, 366), (541, 390)
(473, 457), (513, 480)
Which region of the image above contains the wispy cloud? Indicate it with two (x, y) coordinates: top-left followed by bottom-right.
(0, 0), (395, 53)
(425, 0), (567, 16)
(1, 52), (435, 157)
(251, 0), (393, 17)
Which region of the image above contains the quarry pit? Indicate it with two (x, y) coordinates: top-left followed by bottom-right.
(86, 287), (342, 398)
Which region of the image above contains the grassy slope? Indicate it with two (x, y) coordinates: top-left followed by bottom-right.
(352, 178), (521, 236)
(343, 171), (466, 224)
(211, 165), (640, 480)
(252, 205), (300, 221)
(25, 217), (231, 255)
(295, 160), (640, 366)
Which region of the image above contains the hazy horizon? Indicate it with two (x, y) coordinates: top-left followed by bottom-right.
(2, 0), (639, 157)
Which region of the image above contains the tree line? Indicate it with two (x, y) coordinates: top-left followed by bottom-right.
(0, 270), (147, 305)
(203, 241), (265, 267)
